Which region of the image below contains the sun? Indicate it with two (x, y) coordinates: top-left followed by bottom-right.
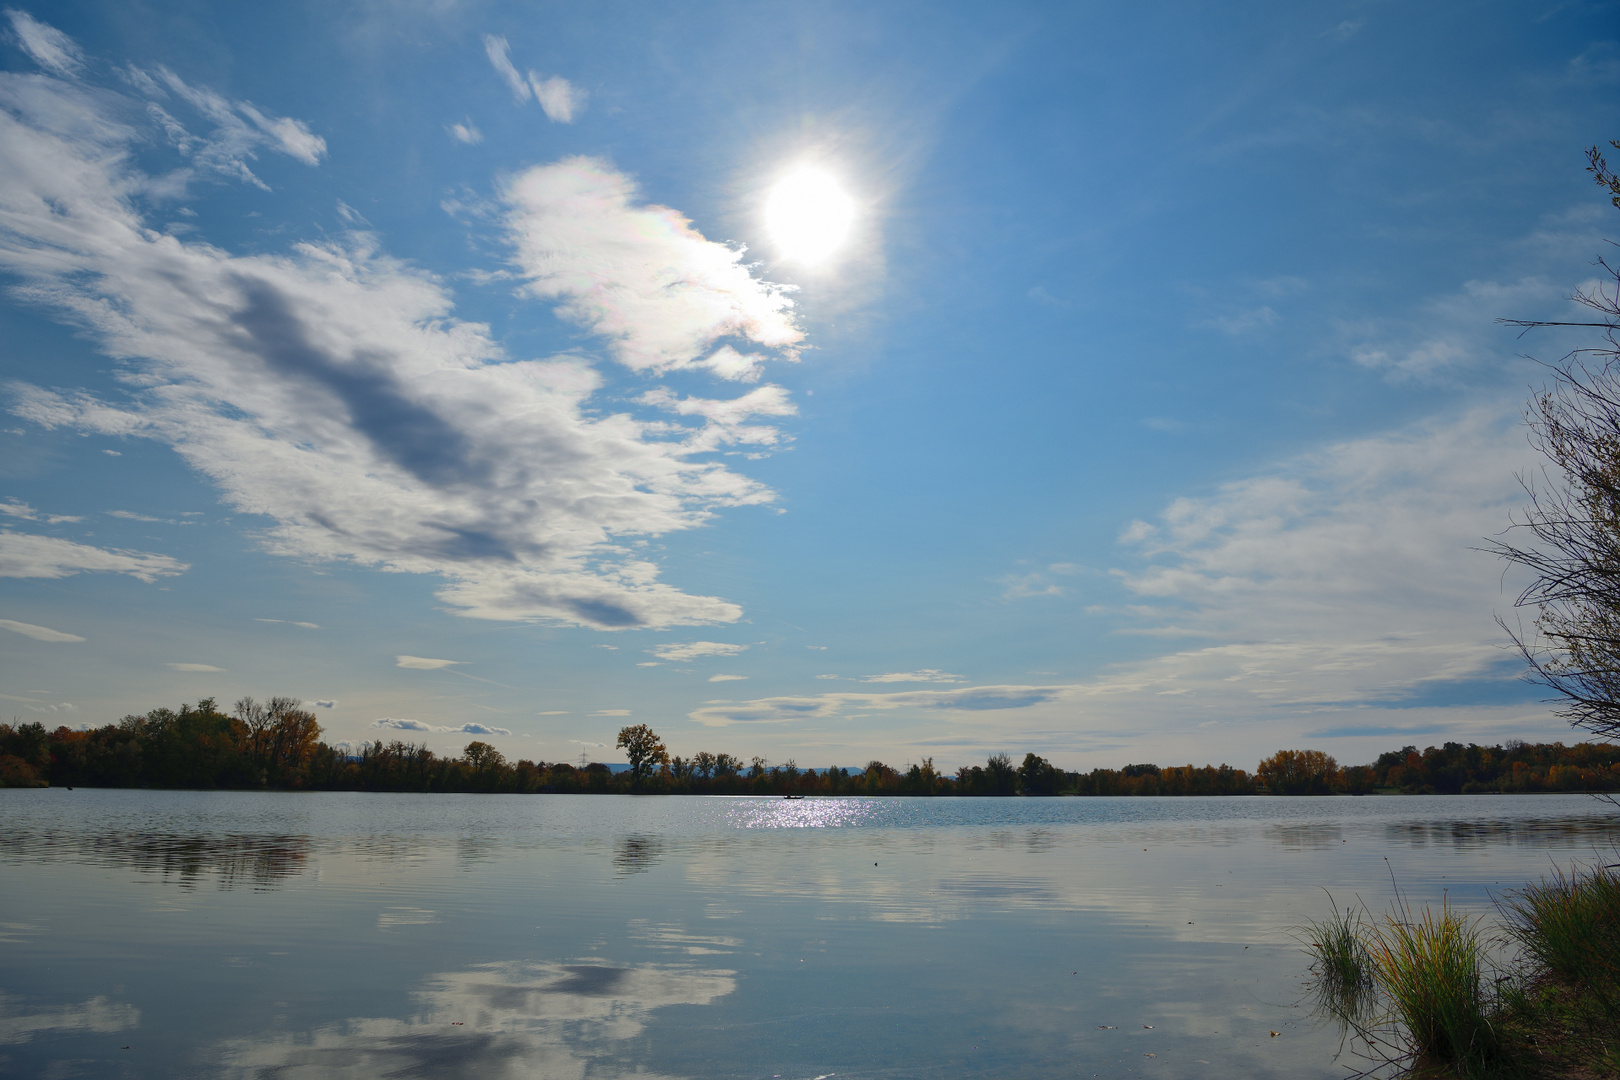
(764, 166), (855, 265)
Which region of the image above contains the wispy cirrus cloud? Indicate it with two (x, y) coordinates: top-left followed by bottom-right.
(998, 562), (1078, 600)
(0, 530), (187, 582)
(166, 662), (222, 672)
(6, 9), (83, 76)
(0, 618), (84, 642)
(860, 669), (965, 684)
(651, 641), (747, 661)
(690, 684), (1068, 726)
(1082, 406), (1538, 727)
(482, 35), (529, 101)
(0, 23), (802, 631)
(396, 656), (461, 670)
(0, 499), (81, 524)
(480, 34), (584, 122)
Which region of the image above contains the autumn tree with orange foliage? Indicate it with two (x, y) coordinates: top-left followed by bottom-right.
(1257, 749), (1341, 794)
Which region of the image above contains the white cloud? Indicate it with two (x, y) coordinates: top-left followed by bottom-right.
(651, 641), (747, 661)
(504, 157), (802, 377)
(708, 674), (747, 682)
(591, 709), (631, 716)
(255, 618), (320, 629)
(0, 618), (84, 642)
(690, 684), (1068, 726)
(313, 699), (336, 708)
(0, 499), (80, 523)
(0, 530), (187, 582)
(482, 35), (530, 101)
(138, 65), (325, 190)
(448, 120), (481, 144)
(396, 655), (461, 670)
(998, 562), (1079, 600)
(1084, 407), (1538, 715)
(6, 9), (83, 76)
(0, 54), (798, 630)
(530, 74), (583, 123)
(372, 717), (513, 736)
(166, 662), (223, 672)
(1342, 276), (1567, 381)
(639, 384), (796, 450)
(536, 710), (568, 715)
(1204, 305), (1279, 334)
(861, 669), (965, 683)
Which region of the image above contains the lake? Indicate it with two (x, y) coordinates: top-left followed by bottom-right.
(1, 790), (1616, 1079)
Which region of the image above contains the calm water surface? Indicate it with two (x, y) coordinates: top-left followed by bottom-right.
(1, 790), (1616, 1079)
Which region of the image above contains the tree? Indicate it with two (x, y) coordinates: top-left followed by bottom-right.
(982, 752), (1017, 796)
(1492, 142), (1620, 741)
(463, 741), (507, 790)
(1257, 749), (1340, 795)
(1017, 752), (1061, 795)
(615, 724), (668, 790)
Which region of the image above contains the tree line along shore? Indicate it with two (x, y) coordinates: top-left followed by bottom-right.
(1, 698), (1617, 795)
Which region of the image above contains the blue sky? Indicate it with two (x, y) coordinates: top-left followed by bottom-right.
(1, 0), (1616, 770)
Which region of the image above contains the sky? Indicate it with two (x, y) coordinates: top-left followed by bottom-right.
(1, 0), (1617, 772)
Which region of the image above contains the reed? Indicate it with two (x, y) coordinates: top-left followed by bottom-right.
(1498, 861), (1620, 1006)
(1302, 898), (1375, 1026)
(1366, 900), (1498, 1076)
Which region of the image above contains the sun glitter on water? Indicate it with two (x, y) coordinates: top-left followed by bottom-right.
(764, 166), (855, 265)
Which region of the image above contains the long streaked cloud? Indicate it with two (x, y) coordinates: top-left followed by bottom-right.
(0, 530), (187, 582)
(651, 641), (747, 661)
(690, 684), (1069, 726)
(0, 617), (84, 642)
(482, 35), (529, 101)
(396, 656), (461, 670)
(5, 9), (83, 76)
(860, 669), (965, 684)
(481, 34), (585, 122)
(0, 22), (801, 630)
(0, 499), (81, 524)
(372, 718), (513, 736)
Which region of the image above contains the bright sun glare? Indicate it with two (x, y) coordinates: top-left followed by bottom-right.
(765, 167), (855, 265)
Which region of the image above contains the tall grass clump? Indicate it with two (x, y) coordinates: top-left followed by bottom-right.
(1367, 901), (1498, 1075)
(1301, 897), (1376, 1029)
(1499, 861), (1620, 1010)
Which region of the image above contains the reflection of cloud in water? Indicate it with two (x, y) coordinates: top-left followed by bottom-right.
(217, 960), (734, 1079)
(377, 906), (438, 928)
(629, 920), (743, 956)
(613, 834), (663, 874)
(0, 830), (310, 890)
(0, 993), (139, 1044)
